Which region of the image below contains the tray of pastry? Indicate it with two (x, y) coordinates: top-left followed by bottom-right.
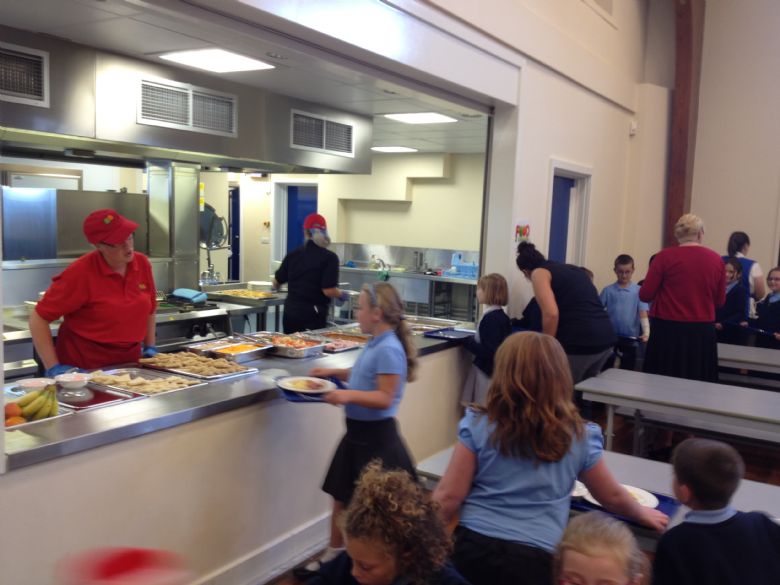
(88, 368), (206, 395)
(139, 352), (258, 380)
(186, 337), (273, 362)
(206, 289), (278, 305)
(250, 332), (326, 358)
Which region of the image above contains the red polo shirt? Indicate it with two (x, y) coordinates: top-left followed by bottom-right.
(36, 251), (157, 368)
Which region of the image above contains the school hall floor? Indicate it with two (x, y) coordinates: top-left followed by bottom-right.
(269, 407), (780, 585)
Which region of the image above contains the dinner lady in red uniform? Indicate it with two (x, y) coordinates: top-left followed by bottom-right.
(29, 209), (158, 376)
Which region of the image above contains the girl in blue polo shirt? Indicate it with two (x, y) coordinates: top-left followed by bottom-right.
(433, 332), (668, 585)
(305, 282), (418, 573)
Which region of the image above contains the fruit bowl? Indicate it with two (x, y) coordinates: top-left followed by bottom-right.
(55, 372), (92, 389)
(17, 377), (55, 390)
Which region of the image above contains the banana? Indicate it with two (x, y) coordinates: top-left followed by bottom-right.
(16, 389), (41, 408)
(21, 393), (47, 418)
(49, 388), (59, 416)
(32, 394), (53, 420)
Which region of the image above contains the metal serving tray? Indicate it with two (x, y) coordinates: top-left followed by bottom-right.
(250, 332), (326, 358)
(185, 338), (239, 355)
(206, 290), (279, 307)
(142, 362), (259, 381)
(88, 367), (207, 396)
(4, 385), (75, 427)
(316, 331), (370, 353)
(59, 386), (142, 411)
(209, 342), (273, 363)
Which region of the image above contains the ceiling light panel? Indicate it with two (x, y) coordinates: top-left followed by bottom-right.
(383, 112), (458, 124)
(371, 146), (419, 153)
(160, 49), (275, 73)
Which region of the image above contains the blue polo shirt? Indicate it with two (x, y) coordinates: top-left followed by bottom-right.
(458, 410), (603, 552)
(346, 330), (407, 421)
(599, 282), (648, 338)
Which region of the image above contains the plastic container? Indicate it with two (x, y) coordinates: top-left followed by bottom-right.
(56, 547), (193, 585)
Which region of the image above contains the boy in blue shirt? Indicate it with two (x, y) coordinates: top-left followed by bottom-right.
(653, 438), (780, 585)
(599, 254), (649, 370)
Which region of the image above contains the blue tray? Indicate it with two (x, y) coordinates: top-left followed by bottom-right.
(570, 490), (680, 528)
(423, 328), (475, 341)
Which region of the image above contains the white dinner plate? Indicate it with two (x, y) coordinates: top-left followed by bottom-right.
(277, 376), (336, 394)
(584, 484), (659, 509)
(571, 480), (589, 498)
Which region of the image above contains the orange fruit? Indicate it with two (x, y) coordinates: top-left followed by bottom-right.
(5, 402), (22, 418)
(5, 416), (26, 427)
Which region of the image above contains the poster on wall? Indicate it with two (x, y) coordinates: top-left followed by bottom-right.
(513, 219), (531, 251)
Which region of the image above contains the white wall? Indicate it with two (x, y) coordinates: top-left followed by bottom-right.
(240, 175), (273, 282)
(690, 0), (780, 274)
(272, 153), (485, 251)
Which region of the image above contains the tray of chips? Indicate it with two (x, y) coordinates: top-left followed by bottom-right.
(139, 352), (258, 380)
(88, 368), (206, 396)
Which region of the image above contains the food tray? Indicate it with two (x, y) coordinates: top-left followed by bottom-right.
(409, 324), (448, 335)
(186, 338), (241, 355)
(59, 387), (142, 411)
(210, 342), (273, 363)
(88, 367), (207, 396)
(4, 385), (75, 427)
(423, 328), (475, 340)
(250, 332), (325, 358)
(139, 352), (259, 380)
(206, 290), (278, 306)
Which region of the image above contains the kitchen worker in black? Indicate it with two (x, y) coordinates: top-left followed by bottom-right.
(273, 213), (349, 333)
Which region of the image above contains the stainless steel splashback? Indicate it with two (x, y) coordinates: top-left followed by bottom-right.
(1, 187), (148, 260)
(331, 243), (479, 272)
(56, 190), (149, 257)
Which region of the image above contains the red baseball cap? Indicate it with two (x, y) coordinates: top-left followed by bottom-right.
(83, 209), (138, 245)
(303, 213), (327, 231)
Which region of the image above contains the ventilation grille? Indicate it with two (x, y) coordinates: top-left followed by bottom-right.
(291, 110), (354, 157)
(138, 78), (236, 137)
(0, 41), (49, 108)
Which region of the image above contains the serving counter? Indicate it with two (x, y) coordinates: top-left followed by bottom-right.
(0, 330), (471, 584)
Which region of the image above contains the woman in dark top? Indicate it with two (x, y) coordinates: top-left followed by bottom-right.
(514, 242), (615, 383)
(273, 213), (348, 333)
(639, 214), (725, 382)
(715, 258), (749, 345)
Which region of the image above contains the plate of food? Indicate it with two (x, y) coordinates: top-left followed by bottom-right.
(571, 480), (589, 498)
(277, 376), (336, 394)
(584, 484), (659, 509)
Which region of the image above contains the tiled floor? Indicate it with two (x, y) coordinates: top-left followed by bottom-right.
(267, 409), (780, 585)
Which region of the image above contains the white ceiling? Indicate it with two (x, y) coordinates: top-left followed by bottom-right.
(0, 0), (490, 154)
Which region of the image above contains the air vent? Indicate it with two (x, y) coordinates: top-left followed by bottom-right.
(291, 110), (354, 158)
(0, 41), (49, 108)
(138, 78), (236, 137)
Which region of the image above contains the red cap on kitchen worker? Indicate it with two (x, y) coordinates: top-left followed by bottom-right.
(83, 209), (139, 245)
(303, 213), (327, 231)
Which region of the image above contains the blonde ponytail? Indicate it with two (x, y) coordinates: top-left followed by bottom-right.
(363, 282), (419, 382)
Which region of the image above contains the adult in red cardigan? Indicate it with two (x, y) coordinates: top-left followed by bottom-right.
(29, 209), (158, 376)
(639, 214), (726, 382)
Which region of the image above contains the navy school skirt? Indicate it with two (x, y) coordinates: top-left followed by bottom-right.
(322, 417), (416, 504)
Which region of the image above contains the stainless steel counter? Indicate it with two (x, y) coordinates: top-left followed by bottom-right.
(4, 334), (464, 471)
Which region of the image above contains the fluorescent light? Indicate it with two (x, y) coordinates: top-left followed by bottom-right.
(371, 146), (419, 153)
(383, 112), (457, 124)
(160, 49), (275, 73)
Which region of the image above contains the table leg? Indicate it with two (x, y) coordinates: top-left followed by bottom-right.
(633, 409), (644, 456)
(605, 404), (615, 451)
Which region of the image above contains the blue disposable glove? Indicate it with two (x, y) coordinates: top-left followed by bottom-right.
(335, 290), (352, 307)
(142, 345), (159, 358)
(45, 363), (78, 377)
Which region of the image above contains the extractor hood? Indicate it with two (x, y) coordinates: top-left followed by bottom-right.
(0, 25), (372, 174)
